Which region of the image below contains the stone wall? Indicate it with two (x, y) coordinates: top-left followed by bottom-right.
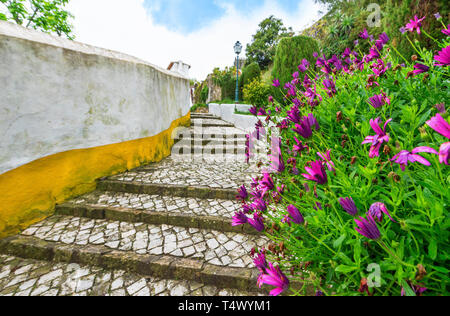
(0, 21), (191, 238)
(0, 20), (190, 174)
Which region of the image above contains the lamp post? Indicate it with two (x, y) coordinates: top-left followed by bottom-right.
(234, 41), (242, 104)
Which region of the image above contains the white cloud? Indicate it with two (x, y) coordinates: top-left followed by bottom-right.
(68, 0), (325, 80)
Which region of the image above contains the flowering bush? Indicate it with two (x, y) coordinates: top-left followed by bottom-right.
(243, 78), (271, 107)
(233, 15), (450, 296)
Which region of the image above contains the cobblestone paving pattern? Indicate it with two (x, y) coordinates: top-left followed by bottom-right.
(0, 255), (262, 296)
(72, 191), (242, 218)
(109, 158), (259, 189)
(21, 216), (268, 268)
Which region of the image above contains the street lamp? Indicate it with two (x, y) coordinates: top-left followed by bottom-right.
(234, 41), (242, 104)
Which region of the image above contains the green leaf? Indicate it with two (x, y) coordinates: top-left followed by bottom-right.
(428, 239), (438, 260)
(333, 234), (346, 249)
(400, 280), (416, 297)
(335, 265), (358, 273)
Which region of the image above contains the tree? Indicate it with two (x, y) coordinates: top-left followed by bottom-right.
(245, 15), (293, 70)
(0, 0), (75, 40)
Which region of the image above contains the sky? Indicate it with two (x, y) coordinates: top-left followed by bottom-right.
(68, 0), (325, 80)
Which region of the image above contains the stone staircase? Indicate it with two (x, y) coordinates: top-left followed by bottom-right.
(0, 113), (270, 296)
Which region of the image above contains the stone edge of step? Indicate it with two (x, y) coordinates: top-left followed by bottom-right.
(0, 235), (270, 294)
(54, 203), (261, 236)
(97, 180), (239, 201)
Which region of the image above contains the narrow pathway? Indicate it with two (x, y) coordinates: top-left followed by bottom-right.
(0, 113), (269, 296)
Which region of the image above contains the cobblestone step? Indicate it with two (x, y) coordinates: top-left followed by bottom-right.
(174, 126), (248, 140)
(172, 143), (245, 155)
(0, 116), (274, 296)
(190, 113), (218, 119)
(98, 158), (258, 200)
(0, 255), (263, 296)
(0, 215), (270, 292)
(191, 118), (235, 128)
(54, 191), (258, 235)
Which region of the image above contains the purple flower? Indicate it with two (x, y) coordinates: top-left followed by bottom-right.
(260, 173), (275, 197)
(286, 205), (304, 225)
(435, 103), (446, 114)
(232, 211), (248, 226)
(258, 263), (290, 296)
(359, 29), (369, 39)
(292, 114), (320, 139)
(249, 106), (258, 116)
(253, 250), (267, 272)
(434, 12), (442, 20)
(368, 93), (390, 109)
(400, 27), (407, 34)
(248, 213), (265, 232)
(426, 113), (450, 139)
(242, 203), (253, 214)
(339, 197), (358, 216)
(439, 142), (450, 165)
(434, 45), (450, 67)
(287, 105), (301, 123)
(237, 185), (248, 202)
(268, 95), (274, 103)
(413, 63), (430, 75)
(362, 118), (392, 158)
(270, 137), (285, 173)
(317, 150), (335, 172)
(405, 15), (426, 34)
(355, 214), (381, 240)
(298, 59), (310, 72)
(293, 137), (308, 155)
(252, 199), (267, 213)
(401, 284), (427, 296)
(443, 25), (450, 36)
(302, 160), (328, 185)
(379, 32), (390, 45)
(323, 78), (337, 98)
(391, 147), (438, 171)
(368, 202), (395, 222)
(272, 79), (280, 87)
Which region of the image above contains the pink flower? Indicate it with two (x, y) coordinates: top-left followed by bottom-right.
(368, 202), (395, 223)
(258, 262), (290, 296)
(413, 63), (430, 75)
(317, 150), (335, 172)
(426, 113), (450, 139)
(286, 205), (304, 225)
(355, 214), (381, 240)
(368, 93), (390, 109)
(362, 118), (392, 158)
(405, 15), (426, 34)
(434, 45), (450, 67)
(442, 25), (450, 36)
(439, 142), (450, 165)
(302, 160), (328, 185)
(391, 147), (438, 171)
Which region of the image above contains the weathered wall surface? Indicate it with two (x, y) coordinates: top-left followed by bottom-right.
(0, 21), (191, 238)
(0, 21), (190, 174)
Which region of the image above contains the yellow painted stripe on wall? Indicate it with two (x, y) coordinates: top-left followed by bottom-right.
(0, 112), (191, 239)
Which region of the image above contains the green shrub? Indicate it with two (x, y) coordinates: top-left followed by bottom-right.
(190, 103), (208, 112)
(200, 86), (209, 103)
(239, 62), (261, 96)
(271, 35), (320, 103)
(243, 78), (271, 107)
